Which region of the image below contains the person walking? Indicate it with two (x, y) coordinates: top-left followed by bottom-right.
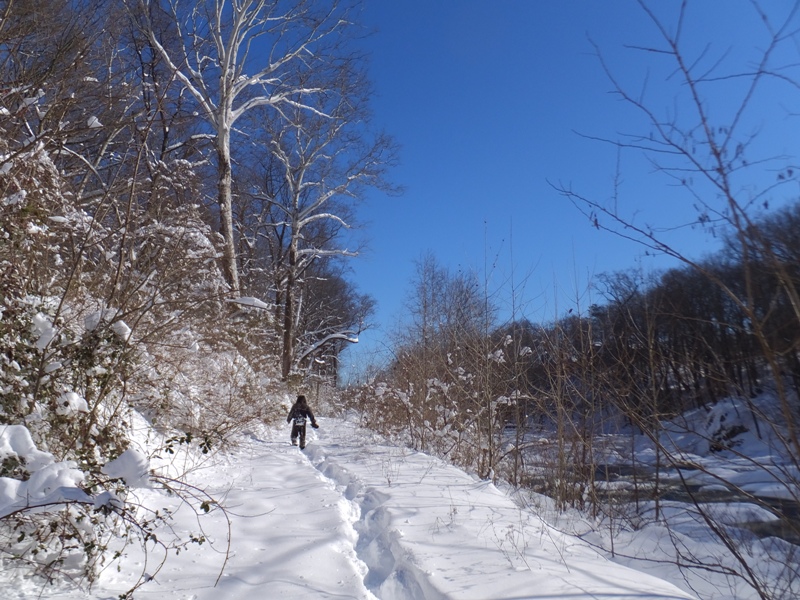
(286, 395), (319, 449)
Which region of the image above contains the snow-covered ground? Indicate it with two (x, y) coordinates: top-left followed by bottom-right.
(5, 418), (698, 600)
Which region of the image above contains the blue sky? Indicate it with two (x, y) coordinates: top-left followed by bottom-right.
(339, 1), (800, 380)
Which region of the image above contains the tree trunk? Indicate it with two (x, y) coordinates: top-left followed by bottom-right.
(281, 240), (297, 379)
(217, 134), (240, 295)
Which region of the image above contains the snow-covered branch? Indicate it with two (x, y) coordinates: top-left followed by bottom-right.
(296, 330), (359, 365)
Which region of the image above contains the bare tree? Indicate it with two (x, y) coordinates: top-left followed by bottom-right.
(241, 52), (397, 379)
(554, 0), (800, 456)
(133, 0), (359, 294)
(296, 261), (375, 383)
(552, 2), (800, 597)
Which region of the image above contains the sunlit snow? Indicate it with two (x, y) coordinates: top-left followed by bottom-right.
(0, 419), (696, 600)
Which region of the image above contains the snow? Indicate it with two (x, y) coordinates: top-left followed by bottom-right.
(306, 423), (692, 600)
(31, 312), (56, 349)
(629, 395), (800, 504)
(83, 307), (131, 340)
(0, 425), (89, 519)
(227, 295), (271, 309)
(111, 319), (132, 341)
(54, 391), (89, 416)
(0, 425), (55, 472)
(2, 419), (698, 600)
(101, 448), (151, 489)
(84, 308), (108, 331)
(1, 189), (26, 207)
(3, 393), (799, 600)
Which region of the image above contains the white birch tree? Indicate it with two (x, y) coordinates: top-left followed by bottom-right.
(133, 0), (354, 294)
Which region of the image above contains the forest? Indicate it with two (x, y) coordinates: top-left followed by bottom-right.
(0, 0), (390, 589)
(1, 1), (799, 598)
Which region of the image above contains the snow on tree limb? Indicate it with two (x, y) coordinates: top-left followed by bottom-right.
(227, 296), (272, 309)
(296, 331), (359, 365)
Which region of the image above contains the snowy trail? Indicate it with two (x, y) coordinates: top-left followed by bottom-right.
(304, 421), (694, 600)
(22, 419), (695, 599)
(91, 431), (377, 600)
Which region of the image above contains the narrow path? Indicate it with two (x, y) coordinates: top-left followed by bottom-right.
(99, 430), (376, 600)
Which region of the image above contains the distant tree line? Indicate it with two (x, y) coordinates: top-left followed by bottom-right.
(345, 199), (800, 477)
(341, 199), (800, 599)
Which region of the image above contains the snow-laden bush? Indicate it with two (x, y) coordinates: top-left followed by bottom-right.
(0, 76), (227, 591)
(0, 425), (112, 583)
(344, 372), (498, 477)
(133, 343), (282, 442)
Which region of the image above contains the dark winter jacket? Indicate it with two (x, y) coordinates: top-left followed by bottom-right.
(287, 404), (317, 427)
